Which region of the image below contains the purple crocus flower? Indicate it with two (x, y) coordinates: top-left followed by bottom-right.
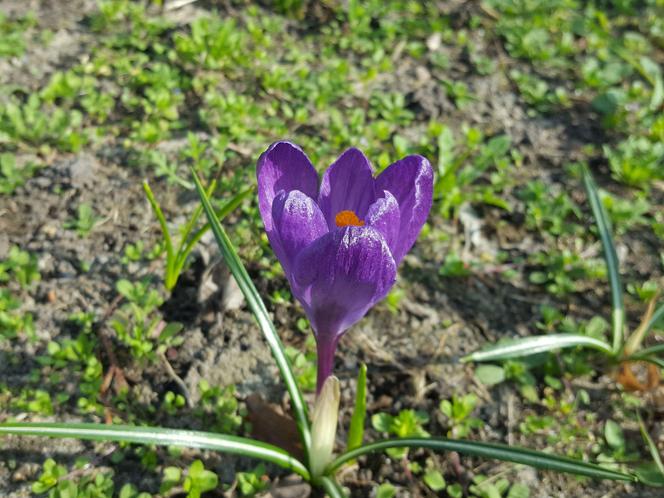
(257, 141), (433, 392)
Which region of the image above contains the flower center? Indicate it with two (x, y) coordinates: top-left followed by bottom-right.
(335, 210), (365, 227)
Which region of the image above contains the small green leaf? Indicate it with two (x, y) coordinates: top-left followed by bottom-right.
(371, 413), (392, 433)
(605, 420), (625, 451)
(471, 481), (501, 498)
(376, 483), (396, 498)
(447, 483), (463, 498)
(160, 466), (182, 494)
(507, 483), (530, 498)
(423, 469), (446, 491)
(440, 400), (452, 418)
(475, 365), (506, 386)
(115, 279), (133, 299)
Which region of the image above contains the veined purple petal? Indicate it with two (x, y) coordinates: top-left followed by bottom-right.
(271, 190), (328, 278)
(376, 155), (433, 263)
(366, 190), (400, 258)
(293, 226), (397, 340)
(257, 141), (319, 232)
(318, 148), (376, 229)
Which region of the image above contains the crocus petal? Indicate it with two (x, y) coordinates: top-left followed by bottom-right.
(293, 226), (397, 340)
(375, 154), (433, 263)
(366, 190), (400, 257)
(257, 141), (319, 232)
(318, 148), (376, 229)
(271, 189), (328, 278)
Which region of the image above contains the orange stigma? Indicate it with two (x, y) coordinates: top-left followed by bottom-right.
(335, 210), (365, 227)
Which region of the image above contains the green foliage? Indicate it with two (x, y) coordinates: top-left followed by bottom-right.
(0, 12), (37, 58)
(0, 288), (35, 340)
(235, 464), (269, 496)
(194, 380), (242, 434)
(347, 364), (368, 452)
(0, 246), (41, 341)
(423, 467), (446, 492)
(443, 80), (475, 108)
(31, 457), (149, 498)
(372, 409), (429, 458)
(64, 204), (100, 237)
(432, 124), (514, 219)
(439, 252), (472, 277)
(440, 394), (484, 438)
(38, 312), (104, 415)
(0, 245), (41, 289)
(111, 279), (182, 361)
(604, 137), (664, 188)
(520, 180), (580, 236)
(469, 475), (530, 498)
(183, 460), (219, 498)
(143, 174), (250, 291)
(0, 95), (86, 152)
(32, 458), (67, 495)
(376, 482), (396, 498)
(529, 249), (605, 296)
(0, 153), (38, 194)
(510, 69), (569, 113)
(286, 345), (317, 393)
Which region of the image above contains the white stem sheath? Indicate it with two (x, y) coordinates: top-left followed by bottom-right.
(309, 375), (340, 478)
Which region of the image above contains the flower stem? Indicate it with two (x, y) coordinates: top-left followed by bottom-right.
(316, 335), (339, 394)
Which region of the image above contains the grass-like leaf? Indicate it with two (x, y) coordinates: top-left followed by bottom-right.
(582, 166), (624, 354)
(644, 303), (664, 335)
(346, 363), (367, 452)
(0, 422), (309, 480)
(623, 354), (664, 370)
(326, 437), (637, 482)
(636, 414), (664, 486)
(318, 475), (347, 497)
(174, 186), (253, 279)
(631, 342), (664, 359)
(639, 414), (664, 477)
(624, 296), (663, 356)
(191, 169), (311, 456)
(462, 334), (613, 363)
(143, 180), (175, 275)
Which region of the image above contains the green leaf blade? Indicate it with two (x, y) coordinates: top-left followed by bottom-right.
(326, 437), (637, 482)
(582, 166), (624, 354)
(347, 363), (367, 452)
(0, 422), (309, 480)
(318, 476), (346, 498)
(143, 180), (175, 265)
(190, 170), (311, 456)
(462, 334), (613, 363)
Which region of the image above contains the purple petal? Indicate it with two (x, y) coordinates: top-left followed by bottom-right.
(271, 190), (328, 277)
(366, 190), (400, 258)
(257, 141), (319, 232)
(318, 148), (376, 229)
(375, 155), (433, 263)
(293, 226), (396, 340)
